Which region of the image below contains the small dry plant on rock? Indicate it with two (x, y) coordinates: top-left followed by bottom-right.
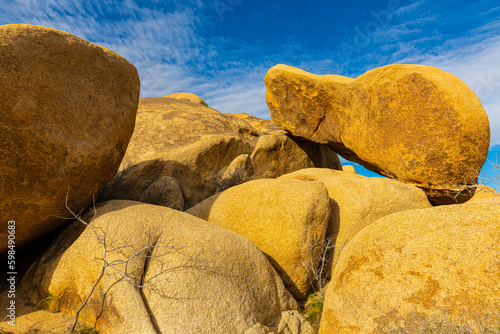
(62, 197), (203, 334)
(432, 157), (500, 203)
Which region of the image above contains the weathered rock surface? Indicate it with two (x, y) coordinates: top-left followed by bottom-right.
(280, 169), (431, 279)
(217, 154), (254, 192)
(22, 200), (309, 334)
(466, 185), (500, 202)
(265, 64), (490, 205)
(187, 178), (331, 300)
(163, 92), (208, 106)
(99, 97), (259, 208)
(138, 175), (184, 209)
(0, 24), (140, 253)
(245, 310), (315, 334)
(341, 165), (356, 174)
(100, 98), (342, 209)
(319, 201), (500, 334)
(250, 134), (342, 179)
(234, 112), (283, 134)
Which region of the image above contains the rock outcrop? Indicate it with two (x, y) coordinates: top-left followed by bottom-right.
(234, 112), (283, 134)
(341, 165), (356, 174)
(250, 133), (342, 179)
(265, 64), (490, 205)
(319, 201), (500, 333)
(100, 97), (342, 209)
(0, 24), (140, 253)
(187, 178), (331, 300)
(22, 200), (311, 334)
(163, 92), (208, 106)
(279, 169), (432, 278)
(466, 184), (500, 202)
(99, 97), (259, 208)
(138, 175), (184, 209)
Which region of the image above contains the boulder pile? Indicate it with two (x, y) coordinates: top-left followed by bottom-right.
(1, 24), (498, 334)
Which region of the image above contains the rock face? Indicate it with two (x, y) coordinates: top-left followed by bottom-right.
(250, 133), (342, 179)
(280, 169), (431, 279)
(265, 64), (490, 205)
(187, 178), (331, 300)
(99, 97), (259, 208)
(22, 200), (312, 334)
(163, 92), (208, 106)
(0, 24), (140, 253)
(466, 185), (500, 202)
(234, 112), (283, 134)
(319, 201), (500, 334)
(341, 165), (356, 174)
(138, 176), (184, 209)
(100, 97), (342, 209)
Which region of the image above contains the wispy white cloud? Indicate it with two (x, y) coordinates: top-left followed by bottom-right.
(205, 84), (269, 118)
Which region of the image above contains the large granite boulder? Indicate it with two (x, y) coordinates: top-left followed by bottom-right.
(21, 200), (313, 334)
(0, 24), (140, 253)
(279, 168), (432, 281)
(187, 178), (331, 300)
(319, 201), (500, 333)
(265, 64), (490, 205)
(99, 97), (259, 208)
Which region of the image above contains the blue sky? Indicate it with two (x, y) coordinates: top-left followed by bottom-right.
(1, 0), (499, 188)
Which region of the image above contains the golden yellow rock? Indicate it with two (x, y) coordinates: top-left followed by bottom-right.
(341, 165), (357, 174)
(162, 92), (208, 106)
(233, 112), (283, 134)
(0, 24), (140, 253)
(187, 178), (331, 300)
(250, 133), (342, 179)
(265, 64), (490, 205)
(466, 184), (500, 202)
(319, 201), (500, 334)
(279, 168), (431, 279)
(138, 175), (184, 209)
(99, 97), (259, 207)
(21, 200), (307, 333)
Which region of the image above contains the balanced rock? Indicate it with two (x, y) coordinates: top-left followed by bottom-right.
(280, 169), (431, 279)
(99, 97), (259, 207)
(0, 24), (140, 253)
(265, 64), (490, 205)
(187, 178), (331, 300)
(22, 200), (310, 334)
(320, 201), (500, 333)
(162, 92), (208, 106)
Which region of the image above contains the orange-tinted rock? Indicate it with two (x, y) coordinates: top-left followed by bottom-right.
(99, 97), (259, 207)
(233, 112), (283, 134)
(319, 201), (500, 333)
(250, 133), (342, 179)
(0, 24), (139, 253)
(162, 92), (208, 106)
(265, 64), (490, 205)
(187, 178), (331, 300)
